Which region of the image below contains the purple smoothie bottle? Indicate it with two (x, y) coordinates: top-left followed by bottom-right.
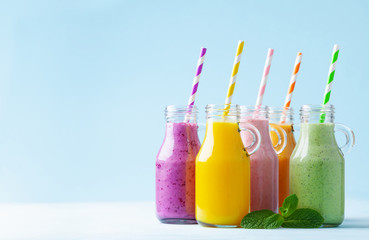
(156, 105), (200, 224)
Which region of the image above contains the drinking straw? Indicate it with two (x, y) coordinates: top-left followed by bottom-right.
(320, 44), (340, 123)
(224, 40), (244, 114)
(184, 47), (207, 122)
(255, 48), (274, 107)
(280, 52), (302, 124)
(187, 48), (207, 106)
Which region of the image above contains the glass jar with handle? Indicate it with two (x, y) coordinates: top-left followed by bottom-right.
(290, 104), (355, 227)
(239, 105), (287, 213)
(196, 104), (261, 228)
(269, 107), (296, 208)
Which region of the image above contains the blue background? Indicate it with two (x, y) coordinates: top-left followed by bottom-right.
(0, 0), (367, 203)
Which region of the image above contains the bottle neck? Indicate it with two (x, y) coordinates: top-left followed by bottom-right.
(239, 106), (273, 148)
(240, 105), (268, 119)
(163, 122), (199, 150)
(204, 119), (239, 137)
(299, 122), (336, 145)
(240, 117), (273, 148)
(205, 104), (240, 122)
(296, 105), (337, 148)
(299, 104), (335, 124)
(203, 119), (244, 151)
(165, 105), (198, 123)
(163, 105), (199, 145)
(268, 107), (294, 125)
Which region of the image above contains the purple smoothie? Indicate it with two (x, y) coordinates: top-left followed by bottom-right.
(156, 122), (200, 223)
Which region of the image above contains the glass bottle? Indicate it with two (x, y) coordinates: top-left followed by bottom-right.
(269, 107), (296, 208)
(290, 104), (355, 227)
(156, 105), (200, 224)
(239, 105), (286, 213)
(196, 104), (261, 227)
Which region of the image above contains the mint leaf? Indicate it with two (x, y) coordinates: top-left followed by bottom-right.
(241, 210), (281, 229)
(282, 208), (324, 228)
(264, 214), (284, 229)
(279, 194), (298, 217)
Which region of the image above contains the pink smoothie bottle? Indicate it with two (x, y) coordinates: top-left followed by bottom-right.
(239, 105), (286, 213)
(155, 105), (200, 224)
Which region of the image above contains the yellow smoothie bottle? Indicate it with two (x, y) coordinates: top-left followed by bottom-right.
(195, 104), (261, 227)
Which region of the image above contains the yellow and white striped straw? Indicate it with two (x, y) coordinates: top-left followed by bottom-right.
(224, 40), (244, 113)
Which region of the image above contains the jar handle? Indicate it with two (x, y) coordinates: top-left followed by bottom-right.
(270, 125), (287, 155)
(335, 123), (355, 154)
(240, 123), (261, 155)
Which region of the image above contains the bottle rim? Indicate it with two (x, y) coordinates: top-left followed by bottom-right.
(268, 106), (294, 113)
(165, 105), (198, 112)
(239, 105), (268, 118)
(165, 105), (198, 122)
(205, 104), (239, 109)
(239, 105), (268, 112)
(205, 104), (239, 119)
(299, 104), (335, 123)
(300, 104), (335, 113)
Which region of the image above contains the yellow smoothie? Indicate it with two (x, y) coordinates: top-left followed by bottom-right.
(196, 121), (250, 227)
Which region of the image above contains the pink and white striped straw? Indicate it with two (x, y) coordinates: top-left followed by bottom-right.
(256, 48), (274, 106)
(184, 47), (207, 122)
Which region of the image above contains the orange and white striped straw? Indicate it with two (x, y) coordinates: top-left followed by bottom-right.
(280, 52), (302, 123)
(284, 52), (302, 109)
(256, 48), (274, 106)
(224, 40), (244, 114)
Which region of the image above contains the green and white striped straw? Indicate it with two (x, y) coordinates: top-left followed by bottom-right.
(320, 44), (340, 123)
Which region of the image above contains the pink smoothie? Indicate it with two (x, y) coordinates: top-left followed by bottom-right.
(156, 122), (200, 222)
(240, 117), (279, 213)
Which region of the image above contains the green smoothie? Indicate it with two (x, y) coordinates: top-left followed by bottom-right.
(290, 123), (344, 226)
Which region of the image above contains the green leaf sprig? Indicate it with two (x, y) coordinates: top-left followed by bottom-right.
(241, 194), (324, 229)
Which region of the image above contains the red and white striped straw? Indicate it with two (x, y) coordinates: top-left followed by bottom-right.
(256, 48), (274, 106)
(184, 47), (207, 122)
(284, 52), (302, 109)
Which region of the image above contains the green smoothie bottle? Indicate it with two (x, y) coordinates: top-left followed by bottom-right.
(290, 104), (355, 227)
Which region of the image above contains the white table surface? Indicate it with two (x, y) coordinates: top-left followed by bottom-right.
(0, 199), (368, 240)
